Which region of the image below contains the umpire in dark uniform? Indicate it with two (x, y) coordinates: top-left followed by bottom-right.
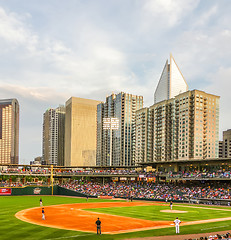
(95, 217), (101, 234)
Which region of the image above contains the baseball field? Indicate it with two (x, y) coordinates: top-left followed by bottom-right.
(1, 195), (231, 240)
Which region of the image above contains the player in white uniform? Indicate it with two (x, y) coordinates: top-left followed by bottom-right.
(40, 198), (43, 207)
(174, 217), (181, 234)
(42, 208), (45, 220)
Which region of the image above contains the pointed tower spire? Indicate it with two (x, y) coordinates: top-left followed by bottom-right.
(154, 54), (188, 104)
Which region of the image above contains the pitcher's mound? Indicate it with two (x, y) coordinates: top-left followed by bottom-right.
(160, 210), (188, 213)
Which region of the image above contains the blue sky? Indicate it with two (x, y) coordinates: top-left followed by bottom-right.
(0, 0), (230, 163)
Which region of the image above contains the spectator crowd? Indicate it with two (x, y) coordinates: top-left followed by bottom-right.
(61, 181), (231, 201)
(184, 232), (230, 239)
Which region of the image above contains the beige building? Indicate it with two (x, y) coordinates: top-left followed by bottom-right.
(0, 99), (19, 164)
(135, 90), (220, 164)
(65, 97), (101, 166)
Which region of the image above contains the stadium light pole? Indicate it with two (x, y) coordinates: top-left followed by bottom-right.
(103, 118), (119, 166)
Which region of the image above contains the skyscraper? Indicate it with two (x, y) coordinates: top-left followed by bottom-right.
(42, 106), (65, 165)
(97, 92), (143, 166)
(154, 54), (188, 104)
(65, 97), (101, 166)
(135, 55), (220, 164)
(0, 99), (19, 164)
(136, 92), (220, 163)
(220, 129), (231, 158)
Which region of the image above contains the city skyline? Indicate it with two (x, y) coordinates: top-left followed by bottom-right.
(0, 1), (230, 163)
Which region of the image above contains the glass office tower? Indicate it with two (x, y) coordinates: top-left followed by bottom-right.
(97, 92), (143, 166)
(0, 99), (19, 164)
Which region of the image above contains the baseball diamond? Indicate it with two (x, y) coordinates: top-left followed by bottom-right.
(0, 195), (230, 240)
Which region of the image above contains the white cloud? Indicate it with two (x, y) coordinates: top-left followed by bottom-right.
(172, 26), (231, 86)
(0, 7), (37, 50)
(0, 84), (70, 103)
(205, 67), (231, 139)
(143, 0), (200, 26)
(0, 5), (130, 99)
(193, 5), (218, 26)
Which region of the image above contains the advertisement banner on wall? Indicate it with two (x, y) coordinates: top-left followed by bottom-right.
(33, 188), (42, 194)
(0, 188), (12, 195)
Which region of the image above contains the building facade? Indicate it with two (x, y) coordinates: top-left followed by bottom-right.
(42, 106), (65, 165)
(220, 129), (231, 158)
(65, 97), (101, 166)
(97, 92), (143, 166)
(219, 141), (223, 158)
(135, 90), (220, 164)
(0, 99), (19, 164)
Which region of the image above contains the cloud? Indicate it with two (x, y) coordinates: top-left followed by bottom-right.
(193, 5), (218, 27)
(0, 5), (130, 97)
(142, 0), (200, 27)
(0, 7), (37, 51)
(0, 84), (69, 102)
(205, 67), (231, 139)
(172, 27), (231, 89)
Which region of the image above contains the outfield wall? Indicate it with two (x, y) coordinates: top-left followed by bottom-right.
(56, 186), (96, 198)
(11, 186), (57, 195)
(0, 186), (95, 198)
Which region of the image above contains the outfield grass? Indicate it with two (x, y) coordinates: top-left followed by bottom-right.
(0, 196), (231, 240)
(87, 204), (231, 221)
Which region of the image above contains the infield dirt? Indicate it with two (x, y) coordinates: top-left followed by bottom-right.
(15, 202), (173, 234)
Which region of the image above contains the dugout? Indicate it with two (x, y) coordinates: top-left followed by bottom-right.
(198, 198), (231, 206)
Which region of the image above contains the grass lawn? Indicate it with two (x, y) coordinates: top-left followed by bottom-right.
(1, 196), (231, 240)
(86, 204), (231, 221)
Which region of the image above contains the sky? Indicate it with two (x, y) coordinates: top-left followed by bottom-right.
(0, 0), (230, 164)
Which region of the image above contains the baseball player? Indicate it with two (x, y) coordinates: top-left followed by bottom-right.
(40, 198), (43, 207)
(170, 201), (173, 210)
(174, 217), (181, 234)
(95, 217), (101, 234)
(42, 208), (45, 220)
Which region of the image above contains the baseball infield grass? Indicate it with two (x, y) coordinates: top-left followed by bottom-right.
(86, 204), (231, 221)
(0, 196), (231, 240)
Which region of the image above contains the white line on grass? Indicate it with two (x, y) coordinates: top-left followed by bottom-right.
(45, 234), (95, 240)
(201, 225), (230, 231)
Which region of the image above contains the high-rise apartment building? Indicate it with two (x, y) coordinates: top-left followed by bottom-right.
(97, 92), (143, 166)
(135, 90), (220, 163)
(0, 99), (19, 164)
(135, 55), (220, 164)
(65, 97), (101, 166)
(220, 129), (231, 158)
(154, 54), (188, 104)
(42, 106), (65, 165)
